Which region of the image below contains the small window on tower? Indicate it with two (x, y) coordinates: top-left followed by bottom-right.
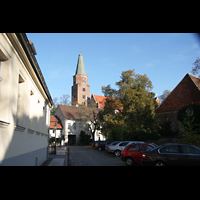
(83, 95), (85, 99)
(83, 88), (85, 91)
(73, 77), (76, 85)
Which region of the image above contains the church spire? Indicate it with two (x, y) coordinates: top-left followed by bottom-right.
(75, 51), (86, 76)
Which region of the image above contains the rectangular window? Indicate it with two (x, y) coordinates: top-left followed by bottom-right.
(73, 123), (76, 131)
(68, 123), (71, 130)
(127, 145), (140, 151)
(83, 88), (85, 91)
(79, 122), (84, 131)
(160, 145), (179, 153)
(29, 90), (34, 129)
(16, 74), (25, 126)
(180, 145), (200, 154)
(83, 95), (85, 99)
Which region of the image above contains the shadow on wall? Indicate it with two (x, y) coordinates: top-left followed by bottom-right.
(0, 52), (48, 165)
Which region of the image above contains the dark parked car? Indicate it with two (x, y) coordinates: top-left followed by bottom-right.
(142, 143), (200, 166)
(91, 141), (99, 147)
(95, 141), (106, 150)
(95, 141), (116, 150)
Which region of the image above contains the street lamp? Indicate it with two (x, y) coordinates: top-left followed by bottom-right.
(54, 122), (57, 155)
(60, 130), (62, 148)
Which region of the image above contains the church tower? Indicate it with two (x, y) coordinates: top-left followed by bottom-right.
(72, 51), (90, 106)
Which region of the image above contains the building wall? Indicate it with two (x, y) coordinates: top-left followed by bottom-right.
(72, 75), (90, 106)
(55, 106), (106, 143)
(0, 33), (51, 166)
(55, 106), (105, 144)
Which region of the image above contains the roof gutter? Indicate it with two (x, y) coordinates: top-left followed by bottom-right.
(14, 33), (53, 107)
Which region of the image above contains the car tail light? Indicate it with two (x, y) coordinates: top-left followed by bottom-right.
(108, 147), (110, 149)
(142, 154), (146, 158)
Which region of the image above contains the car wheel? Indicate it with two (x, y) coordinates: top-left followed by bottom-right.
(154, 161), (166, 166)
(125, 157), (134, 166)
(114, 150), (121, 157)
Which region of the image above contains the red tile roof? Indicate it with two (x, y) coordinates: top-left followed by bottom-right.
(156, 73), (200, 113)
(28, 39), (37, 55)
(50, 115), (62, 129)
(92, 94), (124, 111)
(91, 94), (107, 108)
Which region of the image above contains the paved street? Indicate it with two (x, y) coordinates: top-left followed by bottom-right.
(68, 145), (126, 166)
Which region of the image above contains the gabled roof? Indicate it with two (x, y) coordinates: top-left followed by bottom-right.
(57, 104), (101, 120)
(91, 94), (123, 111)
(75, 52), (86, 76)
(156, 73), (200, 113)
(91, 94), (107, 108)
(58, 105), (80, 120)
(50, 115), (62, 129)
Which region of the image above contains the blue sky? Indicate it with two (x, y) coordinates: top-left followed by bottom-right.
(26, 33), (200, 103)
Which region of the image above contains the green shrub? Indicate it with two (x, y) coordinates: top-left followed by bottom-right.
(130, 129), (160, 141)
(79, 130), (91, 145)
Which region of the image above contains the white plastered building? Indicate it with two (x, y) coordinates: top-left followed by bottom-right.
(0, 33), (53, 166)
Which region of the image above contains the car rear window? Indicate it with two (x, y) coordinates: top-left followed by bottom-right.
(119, 142), (129, 146)
(112, 142), (120, 145)
(127, 145), (140, 151)
(140, 145), (154, 151)
(180, 145), (200, 154)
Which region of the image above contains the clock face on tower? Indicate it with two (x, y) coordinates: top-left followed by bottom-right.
(82, 77), (86, 82)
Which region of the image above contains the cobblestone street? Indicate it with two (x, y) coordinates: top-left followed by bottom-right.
(68, 145), (126, 166)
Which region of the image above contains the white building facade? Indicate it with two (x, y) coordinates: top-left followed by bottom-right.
(0, 33), (53, 166)
(55, 105), (105, 145)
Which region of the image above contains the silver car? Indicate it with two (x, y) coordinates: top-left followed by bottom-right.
(105, 141), (120, 152)
(107, 141), (144, 157)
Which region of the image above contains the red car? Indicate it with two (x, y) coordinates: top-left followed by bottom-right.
(121, 143), (157, 166)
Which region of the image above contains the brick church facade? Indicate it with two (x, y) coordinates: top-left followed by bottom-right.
(71, 51), (90, 107)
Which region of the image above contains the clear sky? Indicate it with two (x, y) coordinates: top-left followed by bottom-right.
(26, 33), (200, 103)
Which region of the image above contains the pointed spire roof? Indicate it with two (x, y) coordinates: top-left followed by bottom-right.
(75, 51), (86, 75)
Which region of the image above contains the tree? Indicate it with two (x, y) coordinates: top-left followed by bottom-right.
(51, 97), (58, 115)
(60, 94), (70, 105)
(101, 69), (158, 140)
(177, 103), (200, 134)
(51, 94), (71, 115)
(191, 57), (200, 77)
(159, 90), (170, 103)
(78, 100), (101, 141)
(157, 119), (178, 137)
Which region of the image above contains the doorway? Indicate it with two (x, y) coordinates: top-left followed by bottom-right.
(68, 135), (76, 145)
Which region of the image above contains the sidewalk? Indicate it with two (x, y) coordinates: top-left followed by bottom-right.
(48, 146), (67, 166)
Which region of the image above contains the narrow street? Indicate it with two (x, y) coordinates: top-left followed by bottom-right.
(68, 145), (126, 166)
